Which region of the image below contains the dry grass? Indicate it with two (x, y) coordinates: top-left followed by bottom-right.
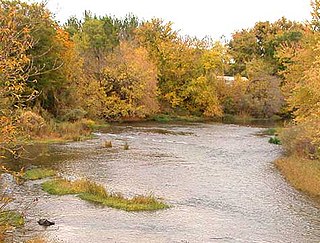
(41, 179), (98, 195)
(26, 237), (47, 243)
(276, 155), (320, 197)
(103, 141), (112, 148)
(123, 142), (129, 150)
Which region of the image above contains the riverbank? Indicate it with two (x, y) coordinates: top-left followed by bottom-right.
(276, 155), (320, 197)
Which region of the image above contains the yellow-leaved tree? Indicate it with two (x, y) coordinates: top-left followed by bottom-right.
(0, 0), (36, 156)
(101, 41), (159, 120)
(279, 1), (320, 158)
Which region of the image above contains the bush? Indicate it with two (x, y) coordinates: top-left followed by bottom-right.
(280, 121), (320, 159)
(18, 111), (46, 136)
(61, 109), (87, 122)
(55, 119), (94, 141)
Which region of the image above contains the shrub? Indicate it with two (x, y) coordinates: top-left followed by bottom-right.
(279, 121), (320, 159)
(61, 109), (87, 122)
(18, 111), (46, 136)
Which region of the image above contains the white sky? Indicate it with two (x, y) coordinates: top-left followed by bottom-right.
(34, 0), (312, 40)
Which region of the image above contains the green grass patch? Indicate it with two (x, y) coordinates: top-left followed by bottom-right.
(79, 193), (168, 211)
(0, 211), (24, 227)
(24, 168), (56, 180)
(42, 178), (169, 211)
(269, 136), (281, 145)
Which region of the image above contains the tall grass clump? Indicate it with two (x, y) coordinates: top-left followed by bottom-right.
(123, 142), (129, 150)
(103, 141), (112, 148)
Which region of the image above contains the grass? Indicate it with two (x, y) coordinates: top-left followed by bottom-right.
(41, 179), (91, 195)
(269, 136), (281, 145)
(23, 168), (56, 180)
(42, 178), (169, 211)
(26, 237), (47, 243)
(123, 142), (129, 150)
(276, 155), (320, 197)
(103, 141), (112, 148)
(79, 193), (168, 211)
(0, 211), (24, 227)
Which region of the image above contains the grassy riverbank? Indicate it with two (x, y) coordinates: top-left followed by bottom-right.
(42, 179), (169, 211)
(276, 156), (320, 197)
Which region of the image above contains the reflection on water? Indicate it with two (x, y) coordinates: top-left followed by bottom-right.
(7, 122), (320, 242)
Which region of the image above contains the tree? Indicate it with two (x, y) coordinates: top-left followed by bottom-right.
(228, 18), (305, 76)
(0, 0), (36, 156)
(101, 41), (159, 119)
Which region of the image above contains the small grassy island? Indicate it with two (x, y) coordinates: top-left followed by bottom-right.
(42, 179), (169, 211)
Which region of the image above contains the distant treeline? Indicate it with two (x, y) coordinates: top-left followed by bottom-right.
(0, 0), (319, 160)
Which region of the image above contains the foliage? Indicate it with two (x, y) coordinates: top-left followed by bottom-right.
(101, 41), (159, 119)
(18, 111), (46, 137)
(228, 18), (305, 76)
(278, 5), (320, 159)
(137, 19), (225, 117)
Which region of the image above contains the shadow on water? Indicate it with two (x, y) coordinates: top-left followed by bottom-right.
(3, 121), (320, 243)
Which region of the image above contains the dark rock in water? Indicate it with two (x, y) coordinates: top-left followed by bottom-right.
(38, 219), (55, 226)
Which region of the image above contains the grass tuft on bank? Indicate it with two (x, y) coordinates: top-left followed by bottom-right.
(0, 211), (24, 227)
(269, 136), (281, 145)
(276, 156), (320, 197)
(42, 179), (169, 211)
(24, 168), (56, 180)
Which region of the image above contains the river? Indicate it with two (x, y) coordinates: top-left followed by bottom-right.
(7, 122), (320, 242)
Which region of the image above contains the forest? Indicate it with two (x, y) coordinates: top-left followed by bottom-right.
(0, 0), (320, 241)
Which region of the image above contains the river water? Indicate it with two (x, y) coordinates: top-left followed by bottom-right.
(8, 122), (320, 242)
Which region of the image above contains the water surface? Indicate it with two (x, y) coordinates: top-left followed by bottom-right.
(10, 123), (320, 242)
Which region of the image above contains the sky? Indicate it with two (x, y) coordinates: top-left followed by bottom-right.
(35, 0), (312, 40)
